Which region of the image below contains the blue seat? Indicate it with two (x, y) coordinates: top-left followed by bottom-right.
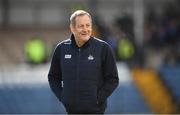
(0, 86), (65, 113)
(105, 82), (151, 114)
(159, 65), (180, 104)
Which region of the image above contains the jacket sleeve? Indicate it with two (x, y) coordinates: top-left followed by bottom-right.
(48, 44), (62, 101)
(98, 43), (119, 104)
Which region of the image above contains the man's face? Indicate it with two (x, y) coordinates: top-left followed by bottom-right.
(70, 15), (92, 44)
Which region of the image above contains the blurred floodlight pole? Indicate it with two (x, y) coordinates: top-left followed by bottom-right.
(2, 0), (10, 28)
(133, 0), (144, 47)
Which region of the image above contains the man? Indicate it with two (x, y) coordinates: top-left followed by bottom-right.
(48, 10), (119, 114)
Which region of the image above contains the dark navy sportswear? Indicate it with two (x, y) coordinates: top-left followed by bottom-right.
(48, 34), (119, 114)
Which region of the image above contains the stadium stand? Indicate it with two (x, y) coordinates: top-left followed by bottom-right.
(159, 65), (180, 112)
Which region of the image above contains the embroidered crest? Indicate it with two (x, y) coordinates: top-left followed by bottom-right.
(88, 55), (94, 60)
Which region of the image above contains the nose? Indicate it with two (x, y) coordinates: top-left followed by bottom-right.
(82, 27), (88, 32)
(83, 26), (88, 30)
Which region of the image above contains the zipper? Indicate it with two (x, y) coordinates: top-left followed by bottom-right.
(77, 48), (81, 82)
(76, 48), (81, 106)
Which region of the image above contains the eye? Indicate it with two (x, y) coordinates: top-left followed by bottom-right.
(78, 25), (84, 28)
(86, 24), (90, 27)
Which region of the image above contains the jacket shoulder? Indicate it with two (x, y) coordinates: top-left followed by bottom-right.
(56, 38), (71, 47)
(92, 37), (110, 48)
(53, 39), (71, 52)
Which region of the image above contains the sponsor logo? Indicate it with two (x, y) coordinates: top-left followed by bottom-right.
(65, 54), (71, 59)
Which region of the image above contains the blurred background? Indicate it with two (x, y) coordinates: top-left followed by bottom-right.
(0, 0), (179, 114)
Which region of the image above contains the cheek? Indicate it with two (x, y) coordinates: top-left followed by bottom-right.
(89, 29), (92, 34)
(77, 29), (83, 33)
(88, 28), (91, 31)
(74, 29), (81, 35)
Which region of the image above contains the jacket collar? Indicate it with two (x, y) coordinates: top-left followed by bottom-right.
(70, 34), (93, 49)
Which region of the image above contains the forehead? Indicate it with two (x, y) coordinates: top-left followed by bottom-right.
(75, 15), (92, 24)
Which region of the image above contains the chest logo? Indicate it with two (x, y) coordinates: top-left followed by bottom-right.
(65, 54), (71, 59)
(88, 55), (94, 60)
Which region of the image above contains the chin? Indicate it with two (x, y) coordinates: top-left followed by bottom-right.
(81, 36), (90, 41)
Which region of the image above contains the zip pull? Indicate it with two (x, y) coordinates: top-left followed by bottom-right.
(61, 81), (63, 87)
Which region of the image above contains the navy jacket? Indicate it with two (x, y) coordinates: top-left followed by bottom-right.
(48, 34), (119, 113)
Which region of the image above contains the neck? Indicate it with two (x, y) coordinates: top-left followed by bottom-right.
(75, 38), (85, 47)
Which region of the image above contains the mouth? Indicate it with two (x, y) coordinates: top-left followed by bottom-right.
(81, 33), (88, 36)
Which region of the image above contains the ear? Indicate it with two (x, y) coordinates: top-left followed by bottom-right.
(70, 24), (74, 33)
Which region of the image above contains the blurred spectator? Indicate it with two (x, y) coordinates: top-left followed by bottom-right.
(106, 34), (118, 59)
(117, 37), (135, 65)
(115, 14), (134, 41)
(93, 17), (110, 41)
(114, 15), (139, 66)
(24, 37), (49, 64)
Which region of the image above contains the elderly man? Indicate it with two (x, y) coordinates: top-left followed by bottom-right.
(48, 10), (119, 114)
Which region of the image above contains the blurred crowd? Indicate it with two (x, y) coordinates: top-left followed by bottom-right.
(144, 3), (180, 66)
(91, 1), (180, 69)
